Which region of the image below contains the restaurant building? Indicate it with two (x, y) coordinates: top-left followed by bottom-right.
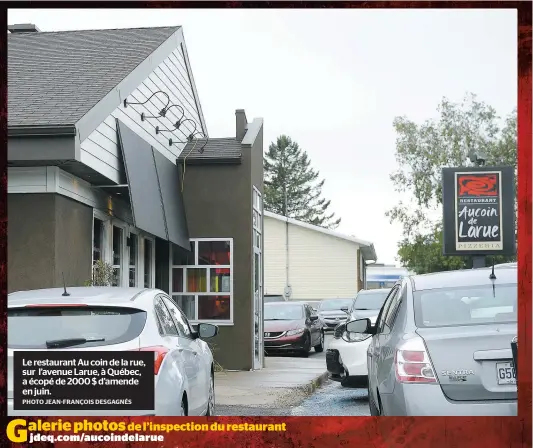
(7, 24), (265, 370)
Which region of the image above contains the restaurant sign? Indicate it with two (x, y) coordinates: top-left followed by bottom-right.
(442, 166), (515, 256)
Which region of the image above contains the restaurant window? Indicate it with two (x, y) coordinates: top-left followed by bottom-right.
(128, 233), (138, 287)
(93, 217), (105, 264)
(144, 238), (154, 288)
(171, 238), (233, 323)
(112, 225), (123, 286)
(92, 212), (150, 289)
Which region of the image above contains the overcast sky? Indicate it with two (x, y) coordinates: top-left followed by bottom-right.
(8, 9), (517, 264)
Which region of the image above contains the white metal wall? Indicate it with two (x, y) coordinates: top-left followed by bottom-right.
(79, 45), (202, 183)
(263, 216), (359, 300)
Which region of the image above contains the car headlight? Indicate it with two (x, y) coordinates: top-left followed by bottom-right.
(342, 331), (371, 343)
(286, 328), (306, 336)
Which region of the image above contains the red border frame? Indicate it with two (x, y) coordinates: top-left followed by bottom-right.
(1, 3), (531, 447)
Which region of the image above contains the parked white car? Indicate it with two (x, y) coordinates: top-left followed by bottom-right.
(326, 289), (390, 387)
(7, 287), (218, 416)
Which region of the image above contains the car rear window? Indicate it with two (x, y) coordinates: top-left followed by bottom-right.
(353, 291), (389, 310)
(264, 304), (303, 320)
(8, 306), (147, 349)
(413, 284), (517, 328)
(319, 299), (352, 311)
(264, 296), (285, 303)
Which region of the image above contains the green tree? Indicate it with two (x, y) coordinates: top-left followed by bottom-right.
(388, 93), (517, 274)
(264, 135), (341, 229)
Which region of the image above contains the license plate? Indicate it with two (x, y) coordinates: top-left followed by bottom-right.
(496, 362), (516, 385)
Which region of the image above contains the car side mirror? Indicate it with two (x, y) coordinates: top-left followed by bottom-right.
(346, 318), (373, 334)
(341, 306), (349, 314)
(198, 323), (218, 339)
(310, 315), (319, 322)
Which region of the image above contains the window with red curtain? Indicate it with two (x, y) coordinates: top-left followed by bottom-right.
(198, 241), (230, 265)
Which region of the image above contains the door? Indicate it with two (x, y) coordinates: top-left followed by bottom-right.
(305, 305), (320, 346)
(161, 296), (205, 415)
(303, 305), (313, 343)
(152, 297), (195, 414)
(253, 249), (263, 369)
(376, 284), (405, 396)
(310, 306), (322, 345)
(367, 285), (400, 410)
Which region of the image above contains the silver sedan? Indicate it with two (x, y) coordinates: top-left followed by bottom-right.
(345, 264), (517, 416)
(8, 287), (218, 416)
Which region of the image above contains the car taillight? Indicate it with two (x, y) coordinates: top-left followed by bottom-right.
(129, 346), (169, 375)
(394, 337), (437, 384)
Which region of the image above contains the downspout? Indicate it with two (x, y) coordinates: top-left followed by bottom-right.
(285, 214), (289, 294)
(282, 151), (291, 299)
(284, 188), (290, 298)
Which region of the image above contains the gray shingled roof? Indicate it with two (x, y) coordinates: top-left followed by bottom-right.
(8, 26), (180, 128)
(179, 138), (242, 162)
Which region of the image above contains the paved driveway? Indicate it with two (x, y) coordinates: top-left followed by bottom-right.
(216, 334), (365, 416)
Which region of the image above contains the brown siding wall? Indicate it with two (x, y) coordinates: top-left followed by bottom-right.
(8, 194), (93, 293)
(54, 195), (93, 286)
(180, 158), (254, 371)
(9, 194), (56, 292)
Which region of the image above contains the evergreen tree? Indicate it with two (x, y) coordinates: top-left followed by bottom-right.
(264, 135), (341, 229)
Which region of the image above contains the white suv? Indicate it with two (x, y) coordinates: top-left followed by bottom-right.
(326, 289), (390, 387)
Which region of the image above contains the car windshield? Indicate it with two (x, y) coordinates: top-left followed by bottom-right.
(8, 306), (147, 349)
(414, 283), (517, 328)
(319, 299), (352, 311)
(264, 304), (303, 320)
(353, 291), (389, 310)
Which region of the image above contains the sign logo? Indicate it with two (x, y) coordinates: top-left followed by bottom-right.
(458, 174), (498, 196)
(454, 171), (503, 251)
(6, 419), (28, 443)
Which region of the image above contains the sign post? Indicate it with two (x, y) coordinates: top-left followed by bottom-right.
(511, 336), (518, 379)
(441, 166), (515, 261)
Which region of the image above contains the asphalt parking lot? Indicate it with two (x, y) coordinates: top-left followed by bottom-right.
(217, 333), (371, 416)
(268, 333), (370, 416)
(290, 379), (370, 416)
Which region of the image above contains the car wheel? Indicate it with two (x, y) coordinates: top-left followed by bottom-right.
(206, 374), (215, 416)
(300, 333), (311, 357)
(368, 386), (380, 416)
(180, 397), (187, 416)
(314, 331), (324, 353)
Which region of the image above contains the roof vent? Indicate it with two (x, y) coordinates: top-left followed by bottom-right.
(8, 24), (41, 33)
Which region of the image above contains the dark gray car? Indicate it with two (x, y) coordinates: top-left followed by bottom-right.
(345, 265), (517, 416)
(346, 289), (390, 322)
(318, 298), (353, 331)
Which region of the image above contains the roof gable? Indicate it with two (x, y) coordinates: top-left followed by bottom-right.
(8, 26), (180, 128)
